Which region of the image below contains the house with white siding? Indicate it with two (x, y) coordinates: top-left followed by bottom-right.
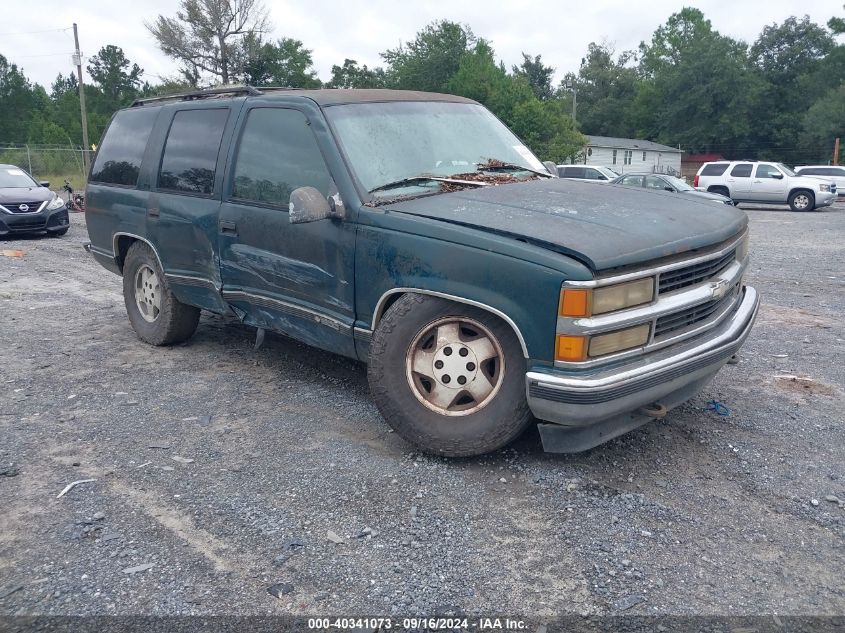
(581, 135), (683, 176)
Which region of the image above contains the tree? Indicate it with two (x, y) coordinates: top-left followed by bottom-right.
(512, 53), (554, 101)
(633, 8), (764, 156)
(147, 0), (270, 86)
(0, 55), (39, 144)
(50, 73), (77, 100)
(87, 45), (144, 110)
(829, 4), (845, 34)
(802, 84), (845, 161)
(239, 36), (320, 87)
(327, 59), (387, 89)
(567, 42), (638, 137)
(382, 20), (475, 92)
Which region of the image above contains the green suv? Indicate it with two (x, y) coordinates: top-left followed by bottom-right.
(84, 87), (759, 456)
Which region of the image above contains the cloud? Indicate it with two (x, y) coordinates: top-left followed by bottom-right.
(0, 0), (840, 88)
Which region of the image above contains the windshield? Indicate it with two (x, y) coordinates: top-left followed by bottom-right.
(0, 166), (38, 188)
(664, 175), (693, 191)
(777, 163), (796, 177)
(598, 166), (619, 179)
(324, 101), (546, 196)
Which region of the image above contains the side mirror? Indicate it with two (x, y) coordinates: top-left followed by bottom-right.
(542, 161), (559, 177)
(289, 187), (345, 224)
(39, 181), (50, 188)
(771, 172), (784, 179)
(664, 186), (674, 192)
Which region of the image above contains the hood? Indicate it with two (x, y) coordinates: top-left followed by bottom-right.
(683, 189), (731, 202)
(0, 186), (54, 204)
(385, 178), (747, 272)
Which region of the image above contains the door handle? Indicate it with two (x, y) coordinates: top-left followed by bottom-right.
(219, 220), (238, 235)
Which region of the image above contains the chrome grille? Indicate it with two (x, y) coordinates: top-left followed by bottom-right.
(659, 249), (736, 294)
(654, 284), (740, 339)
(2, 201), (44, 214)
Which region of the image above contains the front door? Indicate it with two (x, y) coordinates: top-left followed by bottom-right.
(217, 106), (357, 358)
(750, 164), (788, 202)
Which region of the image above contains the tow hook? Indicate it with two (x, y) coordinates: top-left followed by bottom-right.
(638, 402), (669, 419)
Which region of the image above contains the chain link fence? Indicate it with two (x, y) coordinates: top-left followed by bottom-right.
(0, 145), (93, 189)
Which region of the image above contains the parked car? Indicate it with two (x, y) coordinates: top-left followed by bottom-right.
(85, 87), (758, 457)
(793, 165), (845, 196)
(611, 172), (734, 205)
(0, 164), (69, 237)
(694, 161), (836, 211)
(556, 165), (618, 182)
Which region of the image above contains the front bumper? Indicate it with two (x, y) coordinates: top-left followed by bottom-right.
(0, 206), (69, 235)
(526, 285), (759, 448)
(817, 191), (836, 207)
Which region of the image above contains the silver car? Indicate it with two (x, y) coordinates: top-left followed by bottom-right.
(794, 165), (845, 196)
(556, 165), (618, 182)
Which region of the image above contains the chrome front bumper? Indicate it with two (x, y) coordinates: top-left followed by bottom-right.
(526, 285), (759, 429)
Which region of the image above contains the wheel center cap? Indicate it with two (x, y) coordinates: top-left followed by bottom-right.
(432, 344), (478, 389)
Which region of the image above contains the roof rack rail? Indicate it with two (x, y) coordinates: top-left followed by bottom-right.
(131, 85), (263, 107)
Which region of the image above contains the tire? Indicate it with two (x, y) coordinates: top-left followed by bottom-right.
(368, 294), (532, 457)
(788, 190), (814, 212)
(122, 241), (200, 346)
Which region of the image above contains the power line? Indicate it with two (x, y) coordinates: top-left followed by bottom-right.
(4, 52), (74, 59)
(0, 27), (71, 36)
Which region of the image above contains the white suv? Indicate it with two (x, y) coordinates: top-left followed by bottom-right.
(794, 165), (845, 196)
(694, 161), (837, 212)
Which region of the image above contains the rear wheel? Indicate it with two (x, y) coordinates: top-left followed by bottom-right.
(122, 242), (200, 345)
(368, 294), (532, 457)
(788, 190), (814, 212)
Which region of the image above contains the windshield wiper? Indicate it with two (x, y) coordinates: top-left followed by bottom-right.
(368, 175), (489, 194)
(477, 159), (553, 178)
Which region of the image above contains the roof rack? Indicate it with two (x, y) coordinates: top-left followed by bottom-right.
(130, 85), (263, 107)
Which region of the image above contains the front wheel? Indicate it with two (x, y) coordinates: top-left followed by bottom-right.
(368, 294), (532, 457)
(788, 190), (814, 212)
(122, 242), (200, 345)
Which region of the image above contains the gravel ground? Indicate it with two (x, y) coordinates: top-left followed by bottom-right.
(0, 201), (843, 618)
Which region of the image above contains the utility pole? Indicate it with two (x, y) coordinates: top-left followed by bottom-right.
(834, 137), (840, 166)
(72, 23), (90, 173)
(564, 81), (577, 125)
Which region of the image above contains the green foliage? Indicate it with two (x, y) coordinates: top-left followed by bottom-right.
(382, 20), (475, 92)
(512, 53), (555, 101)
(508, 98), (587, 163)
(239, 36), (321, 87)
(567, 43), (638, 137)
(327, 59), (387, 89)
(801, 85), (845, 161)
(87, 45), (144, 112)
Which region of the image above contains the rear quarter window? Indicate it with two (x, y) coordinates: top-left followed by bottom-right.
(700, 163), (729, 176)
(90, 107), (160, 186)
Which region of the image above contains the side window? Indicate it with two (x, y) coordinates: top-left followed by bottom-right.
(584, 168), (601, 180)
(701, 163), (729, 176)
(620, 175), (643, 187)
(755, 164), (782, 179)
(90, 107), (160, 186)
(645, 175), (665, 189)
(730, 163), (753, 178)
(232, 108), (332, 206)
(158, 109), (229, 195)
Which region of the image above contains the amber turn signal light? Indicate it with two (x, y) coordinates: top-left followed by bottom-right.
(559, 289), (591, 317)
(556, 335), (587, 362)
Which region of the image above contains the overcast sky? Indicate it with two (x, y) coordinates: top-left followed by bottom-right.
(2, 0), (842, 89)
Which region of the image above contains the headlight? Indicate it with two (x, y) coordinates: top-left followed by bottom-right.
(559, 277), (655, 317)
(736, 233), (749, 262)
(819, 184), (831, 192)
(46, 195), (65, 211)
(555, 323), (651, 362)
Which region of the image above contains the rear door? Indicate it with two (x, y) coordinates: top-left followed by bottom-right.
(146, 104), (240, 312)
(217, 105), (357, 358)
(751, 163), (788, 202)
(726, 163), (753, 195)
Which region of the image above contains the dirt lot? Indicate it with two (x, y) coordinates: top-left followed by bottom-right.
(1, 201), (843, 620)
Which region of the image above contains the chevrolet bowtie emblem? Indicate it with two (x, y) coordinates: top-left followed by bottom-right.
(710, 279), (729, 299)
